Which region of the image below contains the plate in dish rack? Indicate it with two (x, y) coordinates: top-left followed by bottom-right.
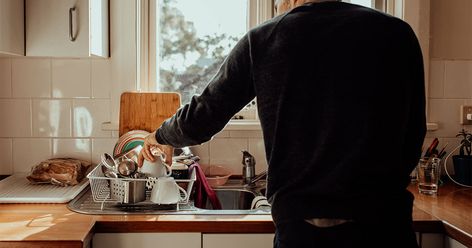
(113, 130), (149, 157)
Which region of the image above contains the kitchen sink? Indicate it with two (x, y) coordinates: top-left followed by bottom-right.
(67, 180), (270, 215)
(201, 189), (256, 210)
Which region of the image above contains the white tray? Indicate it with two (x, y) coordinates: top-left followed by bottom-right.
(0, 173), (89, 203)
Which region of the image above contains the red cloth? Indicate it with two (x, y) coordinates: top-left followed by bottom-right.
(189, 163), (222, 209)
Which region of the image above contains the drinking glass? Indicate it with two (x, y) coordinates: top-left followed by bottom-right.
(417, 158), (441, 195)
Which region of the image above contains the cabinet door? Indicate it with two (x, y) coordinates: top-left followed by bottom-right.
(421, 233), (444, 248)
(93, 233), (201, 248)
(0, 0), (24, 56)
(26, 0), (89, 57)
(203, 234), (274, 248)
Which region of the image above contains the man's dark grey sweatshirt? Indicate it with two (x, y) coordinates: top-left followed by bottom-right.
(156, 1), (426, 224)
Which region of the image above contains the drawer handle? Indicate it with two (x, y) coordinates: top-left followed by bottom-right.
(69, 7), (77, 42)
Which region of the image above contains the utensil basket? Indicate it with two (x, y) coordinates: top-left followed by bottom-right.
(87, 164), (196, 206)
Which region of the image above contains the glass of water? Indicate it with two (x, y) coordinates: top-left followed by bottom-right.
(417, 158), (441, 195)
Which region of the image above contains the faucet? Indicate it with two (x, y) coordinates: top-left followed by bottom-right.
(242, 150), (256, 185)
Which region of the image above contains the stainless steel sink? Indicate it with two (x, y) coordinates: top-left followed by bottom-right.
(201, 189), (256, 210)
(67, 180), (270, 215)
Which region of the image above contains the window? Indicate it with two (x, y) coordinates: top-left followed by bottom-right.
(344, 0), (403, 16)
(137, 0), (400, 121)
(347, 0), (373, 8)
(139, 0), (272, 106)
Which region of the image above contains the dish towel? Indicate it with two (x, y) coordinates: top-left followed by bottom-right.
(250, 196), (271, 210)
(189, 163), (222, 210)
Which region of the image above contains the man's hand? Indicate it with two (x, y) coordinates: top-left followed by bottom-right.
(138, 130), (174, 167)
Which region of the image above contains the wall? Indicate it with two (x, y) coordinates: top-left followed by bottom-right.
(9, 1), (472, 176)
(427, 0), (472, 172)
(0, 1), (137, 174)
(0, 1), (267, 176)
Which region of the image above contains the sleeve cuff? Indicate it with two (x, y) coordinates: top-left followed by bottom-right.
(155, 129), (167, 145)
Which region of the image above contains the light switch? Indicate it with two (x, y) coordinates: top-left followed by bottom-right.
(460, 105), (472, 125)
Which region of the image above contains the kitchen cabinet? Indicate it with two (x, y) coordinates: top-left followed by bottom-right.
(93, 233), (201, 248)
(25, 0), (109, 58)
(420, 233), (444, 248)
(0, 0), (24, 56)
(203, 234), (274, 248)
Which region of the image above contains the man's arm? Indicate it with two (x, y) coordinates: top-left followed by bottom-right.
(156, 34), (256, 148)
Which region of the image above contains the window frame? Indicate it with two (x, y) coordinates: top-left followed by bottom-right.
(137, 0), (273, 93)
(136, 0), (434, 130)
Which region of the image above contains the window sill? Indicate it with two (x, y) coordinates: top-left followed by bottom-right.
(224, 120), (262, 131)
(104, 121), (435, 133)
(101, 120), (263, 132)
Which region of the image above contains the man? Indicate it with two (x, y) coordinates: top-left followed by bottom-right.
(138, 0), (426, 247)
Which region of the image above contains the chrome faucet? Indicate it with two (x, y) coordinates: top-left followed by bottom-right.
(242, 150), (256, 185)
(249, 170), (267, 185)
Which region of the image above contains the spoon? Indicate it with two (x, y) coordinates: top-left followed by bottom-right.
(117, 159), (137, 177)
(101, 153), (117, 172)
(101, 163), (118, 178)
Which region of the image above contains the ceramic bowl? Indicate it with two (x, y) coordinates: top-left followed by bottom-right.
(204, 165), (232, 188)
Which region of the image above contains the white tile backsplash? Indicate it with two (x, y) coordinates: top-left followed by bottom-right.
(91, 59), (112, 99)
(0, 139), (13, 174)
(213, 130), (230, 138)
(73, 99), (111, 137)
(209, 138), (248, 175)
(12, 58), (51, 98)
(428, 99), (466, 137)
(248, 138), (268, 174)
(1, 54), (471, 177)
(53, 138), (92, 162)
(32, 99), (72, 137)
(191, 142), (210, 161)
(230, 130), (263, 138)
(444, 61), (472, 99)
(429, 60), (445, 98)
(52, 59), (91, 98)
(92, 138), (117, 164)
(0, 99), (32, 137)
(13, 138), (52, 173)
(0, 59), (12, 98)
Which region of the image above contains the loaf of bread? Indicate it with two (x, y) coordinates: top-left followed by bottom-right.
(27, 158), (92, 186)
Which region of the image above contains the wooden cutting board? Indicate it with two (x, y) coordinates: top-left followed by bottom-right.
(119, 92), (181, 136)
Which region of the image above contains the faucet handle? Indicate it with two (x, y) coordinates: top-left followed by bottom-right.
(241, 150), (256, 166)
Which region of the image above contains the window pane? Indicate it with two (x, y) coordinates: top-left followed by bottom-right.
(156, 0), (248, 104)
(348, 0), (373, 8)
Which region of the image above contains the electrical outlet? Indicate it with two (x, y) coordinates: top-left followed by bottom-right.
(460, 105), (472, 125)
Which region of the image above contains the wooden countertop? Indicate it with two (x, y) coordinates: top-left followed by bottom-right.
(409, 182), (472, 247)
(0, 182), (470, 248)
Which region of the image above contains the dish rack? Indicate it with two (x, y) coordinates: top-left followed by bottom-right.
(87, 164), (196, 208)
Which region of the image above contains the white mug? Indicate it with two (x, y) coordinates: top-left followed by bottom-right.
(150, 177), (187, 204)
(140, 152), (172, 178)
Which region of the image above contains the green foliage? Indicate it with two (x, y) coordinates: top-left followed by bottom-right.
(158, 0), (239, 103)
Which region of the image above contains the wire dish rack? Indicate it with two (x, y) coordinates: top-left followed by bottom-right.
(87, 164), (196, 209)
